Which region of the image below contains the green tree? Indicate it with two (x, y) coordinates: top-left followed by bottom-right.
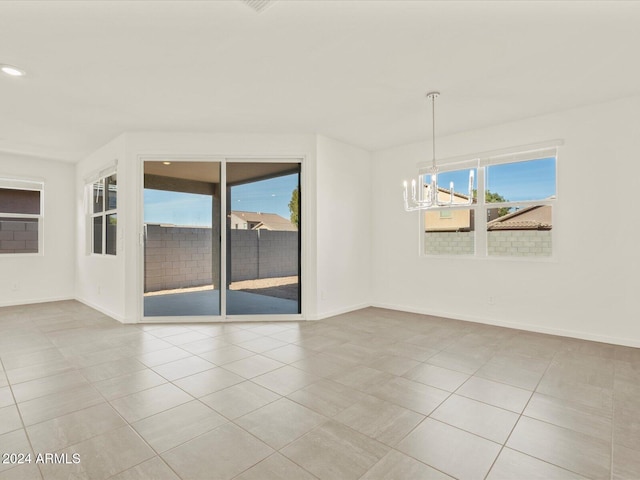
(288, 187), (299, 227)
(473, 189), (510, 217)
(486, 191), (511, 217)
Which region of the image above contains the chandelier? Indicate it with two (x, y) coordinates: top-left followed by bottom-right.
(403, 92), (475, 211)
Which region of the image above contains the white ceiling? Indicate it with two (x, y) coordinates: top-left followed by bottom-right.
(1, 1), (639, 162)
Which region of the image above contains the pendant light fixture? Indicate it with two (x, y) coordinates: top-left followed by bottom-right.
(403, 92), (474, 211)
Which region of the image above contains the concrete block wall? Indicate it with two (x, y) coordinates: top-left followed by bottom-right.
(0, 219), (38, 254)
(230, 229), (259, 281)
(424, 230), (552, 256)
(425, 231), (475, 255)
(144, 225), (298, 291)
(144, 224), (213, 292)
(488, 230), (552, 257)
(258, 230), (299, 279)
(230, 229), (298, 281)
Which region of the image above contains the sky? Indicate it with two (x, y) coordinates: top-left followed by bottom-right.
(144, 173), (298, 226)
(427, 157), (556, 202)
(144, 158), (554, 225)
(231, 173), (298, 219)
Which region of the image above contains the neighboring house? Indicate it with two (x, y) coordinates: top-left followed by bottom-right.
(425, 188), (553, 233)
(230, 210), (297, 231)
(425, 188), (475, 232)
(487, 204), (552, 230)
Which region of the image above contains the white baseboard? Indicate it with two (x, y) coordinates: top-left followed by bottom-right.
(4, 295), (637, 349)
(74, 297), (126, 323)
(371, 302), (640, 349)
(309, 302), (371, 321)
(0, 295), (74, 308)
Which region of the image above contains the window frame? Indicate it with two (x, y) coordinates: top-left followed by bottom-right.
(419, 144), (558, 260)
(88, 170), (118, 257)
(419, 159), (479, 257)
(0, 177), (44, 256)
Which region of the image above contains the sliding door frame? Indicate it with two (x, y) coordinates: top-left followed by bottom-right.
(138, 155), (304, 323)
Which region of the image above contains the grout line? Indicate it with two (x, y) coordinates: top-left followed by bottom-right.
(1, 303), (634, 480)
(19, 313), (186, 480)
(229, 451), (321, 480)
(353, 449), (454, 480)
(610, 360), (617, 480)
(1, 312), (302, 477)
(0, 356), (45, 480)
(63, 353), (186, 480)
(480, 345), (555, 479)
(480, 345), (587, 480)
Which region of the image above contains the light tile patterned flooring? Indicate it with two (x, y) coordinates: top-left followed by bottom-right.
(0, 301), (639, 479)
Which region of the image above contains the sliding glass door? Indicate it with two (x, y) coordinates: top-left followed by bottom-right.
(142, 159), (301, 319)
(226, 162), (301, 315)
(143, 161), (221, 317)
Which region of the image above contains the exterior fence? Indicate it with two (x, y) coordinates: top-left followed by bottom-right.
(144, 225), (212, 293)
(424, 231), (475, 255)
(144, 225), (298, 292)
(230, 229), (299, 281)
(424, 230), (551, 257)
(487, 230), (552, 257)
(0, 219), (38, 254)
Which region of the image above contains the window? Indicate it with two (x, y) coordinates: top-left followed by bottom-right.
(424, 167), (477, 256)
(90, 173), (117, 255)
(0, 178), (44, 255)
(485, 157), (556, 257)
(422, 146), (557, 258)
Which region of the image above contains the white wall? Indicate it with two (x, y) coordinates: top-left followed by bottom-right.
(75, 131), (374, 323)
(75, 135), (127, 321)
(0, 153), (75, 306)
(315, 135), (372, 318)
(371, 96), (640, 347)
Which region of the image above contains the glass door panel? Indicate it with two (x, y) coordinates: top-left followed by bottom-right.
(143, 161), (221, 317)
(226, 162), (301, 315)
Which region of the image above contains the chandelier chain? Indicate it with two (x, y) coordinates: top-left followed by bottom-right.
(403, 91), (475, 212)
(431, 93), (436, 170)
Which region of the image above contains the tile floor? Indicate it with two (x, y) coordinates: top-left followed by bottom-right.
(0, 300), (638, 479)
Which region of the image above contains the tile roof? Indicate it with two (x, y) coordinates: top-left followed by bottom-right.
(231, 211), (297, 231)
(487, 205), (552, 230)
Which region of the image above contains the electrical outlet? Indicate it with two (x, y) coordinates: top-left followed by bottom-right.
(11, 283), (19, 292)
(488, 296), (495, 305)
(97, 285), (102, 295)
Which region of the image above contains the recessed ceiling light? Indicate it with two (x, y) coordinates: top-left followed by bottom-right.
(0, 64), (26, 77)
(162, 161), (171, 165)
